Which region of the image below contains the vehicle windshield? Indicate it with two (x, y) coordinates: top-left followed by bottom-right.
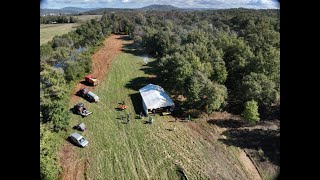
(79, 138), (86, 143)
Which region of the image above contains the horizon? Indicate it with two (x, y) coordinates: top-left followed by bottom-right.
(40, 0), (280, 10)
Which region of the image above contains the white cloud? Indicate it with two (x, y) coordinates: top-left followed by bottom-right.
(41, 0), (279, 9)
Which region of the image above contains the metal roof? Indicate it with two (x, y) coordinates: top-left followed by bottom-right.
(139, 84), (174, 109)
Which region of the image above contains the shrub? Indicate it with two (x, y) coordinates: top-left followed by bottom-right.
(242, 100), (260, 123)
(40, 124), (61, 179)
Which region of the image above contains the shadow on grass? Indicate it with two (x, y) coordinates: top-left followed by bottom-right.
(138, 60), (159, 75)
(115, 35), (131, 41)
(125, 76), (159, 91)
(128, 93), (143, 115)
(65, 137), (83, 148)
(79, 80), (92, 86)
(219, 128), (280, 166)
(121, 42), (146, 57)
(207, 119), (247, 128)
(125, 77), (150, 91)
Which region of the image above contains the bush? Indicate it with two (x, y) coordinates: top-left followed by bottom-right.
(64, 61), (85, 82)
(242, 100), (260, 123)
(40, 44), (54, 60)
(48, 102), (70, 132)
(40, 124), (61, 180)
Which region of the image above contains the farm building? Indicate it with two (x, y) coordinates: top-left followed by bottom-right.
(139, 84), (174, 116)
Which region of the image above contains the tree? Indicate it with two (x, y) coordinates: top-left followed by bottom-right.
(186, 71), (227, 113)
(241, 72), (277, 106)
(69, 16), (78, 23)
(40, 124), (61, 180)
(40, 44), (54, 61)
(211, 56), (228, 84)
(48, 101), (70, 132)
(242, 100), (260, 123)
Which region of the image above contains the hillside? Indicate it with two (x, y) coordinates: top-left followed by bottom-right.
(139, 4), (179, 11)
(81, 4), (180, 15)
(40, 7), (97, 16)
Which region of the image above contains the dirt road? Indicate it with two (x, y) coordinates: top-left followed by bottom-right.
(70, 34), (125, 103)
(60, 34), (125, 180)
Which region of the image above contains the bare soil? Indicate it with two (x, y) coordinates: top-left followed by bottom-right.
(59, 143), (86, 180)
(203, 112), (280, 179)
(70, 34), (126, 103)
(59, 34), (126, 180)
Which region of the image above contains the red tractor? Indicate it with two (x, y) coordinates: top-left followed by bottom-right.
(85, 75), (98, 86)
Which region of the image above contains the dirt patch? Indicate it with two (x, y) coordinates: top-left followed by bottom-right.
(70, 34), (127, 103)
(60, 34), (126, 180)
(206, 112), (280, 179)
(183, 112), (279, 179)
(59, 143), (85, 180)
(239, 150), (262, 180)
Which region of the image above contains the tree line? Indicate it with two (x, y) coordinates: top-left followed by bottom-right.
(40, 15), (79, 24)
(128, 9), (279, 119)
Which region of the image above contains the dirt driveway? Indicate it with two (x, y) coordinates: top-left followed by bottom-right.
(70, 34), (126, 103)
(60, 34), (126, 180)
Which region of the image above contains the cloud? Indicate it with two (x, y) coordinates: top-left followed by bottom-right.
(41, 0), (279, 9)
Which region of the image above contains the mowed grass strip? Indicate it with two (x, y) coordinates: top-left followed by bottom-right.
(40, 23), (79, 45)
(69, 52), (180, 179)
(68, 48), (254, 179)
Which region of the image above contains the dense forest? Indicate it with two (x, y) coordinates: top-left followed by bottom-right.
(40, 8), (279, 179)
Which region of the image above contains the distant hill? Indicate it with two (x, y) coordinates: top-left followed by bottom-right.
(139, 4), (179, 11)
(61, 7), (97, 12)
(41, 4), (213, 16)
(40, 7), (97, 16)
(83, 4), (180, 15)
(83, 8), (134, 15)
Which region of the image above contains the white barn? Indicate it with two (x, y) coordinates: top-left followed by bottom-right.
(139, 84), (174, 116)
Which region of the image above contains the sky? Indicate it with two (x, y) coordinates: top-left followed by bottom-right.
(40, 0), (280, 9)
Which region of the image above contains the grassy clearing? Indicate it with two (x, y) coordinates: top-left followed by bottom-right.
(67, 42), (253, 179)
(72, 15), (102, 22)
(40, 23), (79, 45)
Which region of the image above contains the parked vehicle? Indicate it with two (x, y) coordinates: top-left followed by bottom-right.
(74, 123), (86, 131)
(68, 132), (88, 147)
(77, 87), (99, 102)
(72, 103), (92, 117)
(85, 75), (98, 86)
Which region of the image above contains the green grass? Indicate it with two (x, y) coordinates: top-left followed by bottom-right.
(40, 23), (79, 45)
(67, 43), (254, 179)
(72, 15), (102, 22)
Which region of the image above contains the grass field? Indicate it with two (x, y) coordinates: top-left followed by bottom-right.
(40, 23), (79, 45)
(72, 15), (102, 22)
(66, 42), (255, 179)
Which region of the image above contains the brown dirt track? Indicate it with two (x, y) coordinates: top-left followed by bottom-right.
(70, 34), (125, 103)
(59, 34), (125, 180)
